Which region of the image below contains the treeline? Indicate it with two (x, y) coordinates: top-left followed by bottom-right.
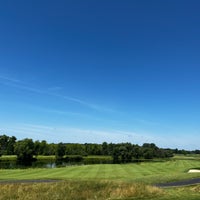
(0, 134), (199, 162)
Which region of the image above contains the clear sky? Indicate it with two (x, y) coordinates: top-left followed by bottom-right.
(0, 0), (200, 150)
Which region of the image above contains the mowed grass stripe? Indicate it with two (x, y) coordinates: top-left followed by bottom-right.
(95, 164), (105, 179)
(50, 166), (82, 179)
(136, 163), (154, 176)
(0, 160), (199, 182)
(62, 165), (94, 179)
(118, 164), (143, 180)
(22, 168), (67, 179)
(123, 164), (144, 178)
(104, 164), (121, 179)
(117, 164), (135, 179)
(183, 160), (200, 169)
(76, 164), (101, 179)
(0, 162), (180, 181)
(104, 164), (123, 179)
(0, 169), (46, 180)
(141, 164), (162, 175)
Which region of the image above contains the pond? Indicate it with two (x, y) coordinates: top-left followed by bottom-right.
(0, 159), (82, 169)
(0, 157), (155, 169)
(0, 157), (114, 169)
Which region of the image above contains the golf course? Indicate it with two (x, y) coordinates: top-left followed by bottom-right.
(0, 157), (200, 200)
(1, 0), (200, 199)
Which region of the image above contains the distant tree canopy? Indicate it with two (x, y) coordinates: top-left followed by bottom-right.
(0, 134), (199, 162)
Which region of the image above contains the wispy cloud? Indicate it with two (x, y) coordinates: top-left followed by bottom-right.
(0, 123), (147, 144)
(28, 105), (89, 118)
(0, 75), (113, 113)
(0, 75), (21, 83)
(47, 86), (63, 92)
(135, 119), (160, 126)
(1, 122), (199, 150)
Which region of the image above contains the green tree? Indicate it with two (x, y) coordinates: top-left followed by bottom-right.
(14, 138), (35, 161)
(112, 146), (120, 164)
(65, 143), (86, 155)
(55, 142), (66, 159)
(132, 144), (142, 159)
(102, 142), (108, 155)
(47, 143), (56, 155)
(7, 136), (17, 154)
(0, 135), (16, 155)
(0, 134), (9, 155)
(143, 148), (154, 159)
(118, 143), (133, 163)
(34, 140), (41, 156)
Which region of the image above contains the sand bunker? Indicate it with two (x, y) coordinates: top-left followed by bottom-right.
(188, 169), (200, 173)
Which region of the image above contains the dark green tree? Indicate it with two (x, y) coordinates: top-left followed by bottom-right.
(55, 142), (66, 159)
(47, 143), (56, 155)
(65, 143), (86, 155)
(102, 142), (108, 155)
(14, 138), (35, 161)
(143, 148), (154, 159)
(112, 146), (120, 164)
(0, 135), (16, 155)
(0, 134), (9, 155)
(132, 144), (142, 159)
(7, 136), (16, 155)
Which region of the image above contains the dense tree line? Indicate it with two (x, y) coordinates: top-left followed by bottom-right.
(0, 134), (198, 162)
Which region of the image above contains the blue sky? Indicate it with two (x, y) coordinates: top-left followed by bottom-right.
(0, 0), (200, 150)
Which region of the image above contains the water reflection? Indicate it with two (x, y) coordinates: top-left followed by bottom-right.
(0, 160), (64, 169)
(0, 157), (114, 169)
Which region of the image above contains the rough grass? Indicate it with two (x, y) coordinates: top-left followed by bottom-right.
(157, 185), (200, 200)
(0, 181), (200, 200)
(0, 181), (163, 200)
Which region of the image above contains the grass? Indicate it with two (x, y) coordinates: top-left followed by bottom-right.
(0, 181), (199, 200)
(0, 155), (17, 161)
(173, 154), (200, 160)
(0, 158), (199, 199)
(0, 181), (164, 200)
(35, 155), (56, 160)
(0, 159), (199, 183)
(159, 185), (200, 200)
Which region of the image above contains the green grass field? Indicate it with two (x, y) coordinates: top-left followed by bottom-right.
(0, 159), (199, 183)
(0, 159), (199, 199)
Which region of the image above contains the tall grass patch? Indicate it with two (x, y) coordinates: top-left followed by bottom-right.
(0, 181), (163, 200)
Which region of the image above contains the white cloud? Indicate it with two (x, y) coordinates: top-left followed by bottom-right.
(0, 75), (113, 112)
(27, 105), (89, 117)
(0, 75), (21, 83)
(0, 123), (143, 143)
(1, 122), (199, 150)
